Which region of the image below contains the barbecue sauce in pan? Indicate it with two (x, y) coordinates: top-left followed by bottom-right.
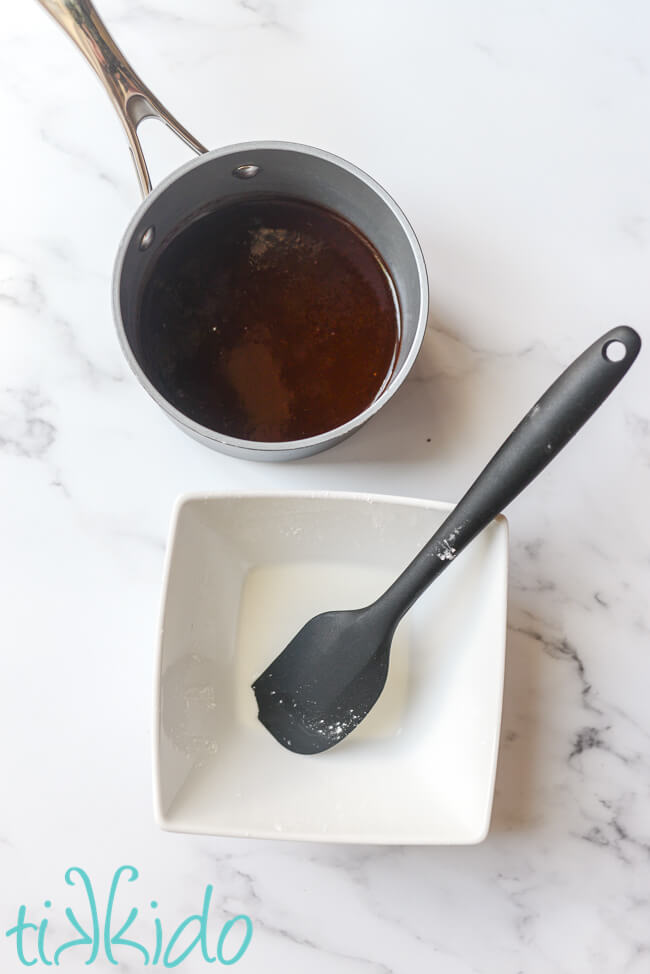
(137, 196), (401, 442)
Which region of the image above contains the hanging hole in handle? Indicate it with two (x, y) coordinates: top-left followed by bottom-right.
(139, 226), (155, 251)
(603, 339), (627, 363)
(232, 164), (261, 179)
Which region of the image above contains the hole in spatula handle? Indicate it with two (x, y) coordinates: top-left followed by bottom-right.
(603, 339), (628, 362)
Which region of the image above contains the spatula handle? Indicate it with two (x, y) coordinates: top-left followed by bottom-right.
(378, 326), (641, 621)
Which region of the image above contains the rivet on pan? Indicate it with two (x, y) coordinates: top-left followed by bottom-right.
(232, 164), (261, 179)
(139, 226), (155, 251)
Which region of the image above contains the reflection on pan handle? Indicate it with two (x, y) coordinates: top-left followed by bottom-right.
(37, 0), (207, 196)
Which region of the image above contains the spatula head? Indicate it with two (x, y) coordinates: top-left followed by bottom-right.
(252, 607), (393, 754)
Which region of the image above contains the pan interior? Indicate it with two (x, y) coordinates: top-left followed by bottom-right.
(134, 194), (400, 442)
(116, 145), (426, 444)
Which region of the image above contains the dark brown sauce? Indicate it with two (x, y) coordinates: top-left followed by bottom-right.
(137, 195), (400, 441)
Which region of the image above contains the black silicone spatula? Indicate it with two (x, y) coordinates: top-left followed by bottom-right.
(252, 326), (641, 754)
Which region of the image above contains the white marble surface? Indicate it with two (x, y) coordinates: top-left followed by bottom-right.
(1, 1), (649, 970)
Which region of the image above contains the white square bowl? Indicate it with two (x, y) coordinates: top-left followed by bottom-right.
(154, 491), (509, 844)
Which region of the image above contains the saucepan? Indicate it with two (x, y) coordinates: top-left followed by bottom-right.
(38, 0), (429, 460)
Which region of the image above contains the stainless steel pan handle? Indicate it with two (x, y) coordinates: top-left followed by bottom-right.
(37, 0), (207, 196)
